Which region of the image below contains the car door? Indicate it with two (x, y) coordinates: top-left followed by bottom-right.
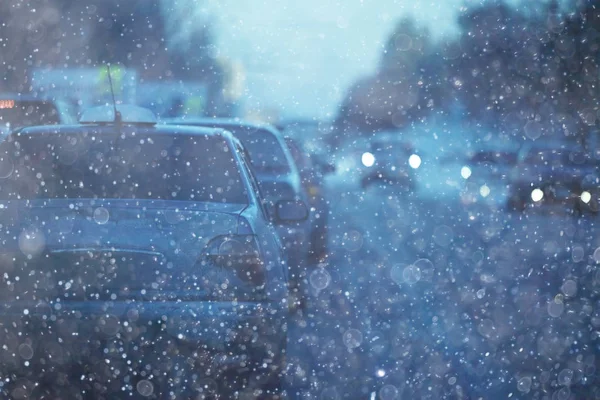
(235, 142), (287, 268)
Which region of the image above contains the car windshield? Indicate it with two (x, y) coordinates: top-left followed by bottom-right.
(225, 126), (291, 173)
(0, 100), (60, 128)
(0, 131), (248, 203)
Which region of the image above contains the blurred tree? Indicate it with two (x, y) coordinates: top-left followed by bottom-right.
(336, 0), (600, 144)
(548, 0), (600, 144)
(453, 3), (547, 138)
(451, 0), (600, 142)
(335, 17), (453, 136)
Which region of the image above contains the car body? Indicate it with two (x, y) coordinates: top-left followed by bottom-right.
(285, 136), (333, 262)
(506, 142), (599, 215)
(0, 94), (76, 134)
(0, 106), (296, 397)
(459, 149), (518, 207)
(165, 118), (312, 290)
(330, 133), (419, 191)
(277, 118), (334, 154)
(360, 133), (418, 190)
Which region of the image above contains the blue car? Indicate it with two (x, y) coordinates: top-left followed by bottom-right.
(0, 106), (306, 398)
(507, 143), (600, 215)
(165, 118), (312, 298)
(284, 136), (335, 263)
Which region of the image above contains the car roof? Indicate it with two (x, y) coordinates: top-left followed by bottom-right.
(519, 141), (583, 155)
(17, 123), (227, 138)
(517, 141), (586, 161)
(165, 117), (279, 133)
(371, 131), (405, 141)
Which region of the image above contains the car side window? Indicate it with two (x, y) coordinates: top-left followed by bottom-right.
(236, 143), (269, 219)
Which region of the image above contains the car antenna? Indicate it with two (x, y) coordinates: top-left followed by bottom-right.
(106, 64), (122, 125)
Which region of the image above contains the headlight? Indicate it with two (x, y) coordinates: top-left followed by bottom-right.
(580, 191), (592, 204)
(531, 188), (544, 202)
(361, 152), (375, 167)
(461, 166), (472, 179)
(408, 154), (421, 169)
(480, 185), (490, 198)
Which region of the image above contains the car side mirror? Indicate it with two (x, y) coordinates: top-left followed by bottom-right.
(275, 200), (309, 223)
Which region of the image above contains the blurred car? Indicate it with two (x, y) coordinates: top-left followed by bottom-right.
(459, 149), (518, 206)
(506, 142), (599, 215)
(0, 105), (302, 397)
(277, 118), (334, 154)
(285, 136), (335, 262)
(0, 94), (76, 134)
(165, 118), (312, 293)
(360, 133), (419, 190)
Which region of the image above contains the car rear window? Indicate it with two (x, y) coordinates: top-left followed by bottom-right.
(225, 126), (291, 173)
(0, 100), (60, 128)
(0, 130), (248, 203)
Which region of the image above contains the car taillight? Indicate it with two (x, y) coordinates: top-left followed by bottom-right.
(203, 235), (265, 286)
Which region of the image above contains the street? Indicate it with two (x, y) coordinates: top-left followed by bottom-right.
(287, 179), (600, 399)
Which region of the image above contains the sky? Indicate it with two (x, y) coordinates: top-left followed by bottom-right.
(201, 0), (470, 120)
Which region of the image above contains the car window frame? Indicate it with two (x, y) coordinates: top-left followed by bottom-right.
(235, 141), (270, 220)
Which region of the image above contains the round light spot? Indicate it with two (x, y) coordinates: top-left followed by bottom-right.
(572, 245), (585, 262)
(0, 157), (14, 179)
(531, 188), (544, 202)
(477, 318), (495, 338)
(402, 264), (421, 284)
(561, 279), (577, 297)
(558, 368), (573, 386)
(361, 152), (375, 167)
(557, 387), (571, 400)
(408, 154), (421, 169)
(480, 185), (490, 198)
(93, 207), (110, 225)
(390, 264), (407, 285)
(309, 268), (331, 291)
(524, 120), (543, 140)
(342, 328), (363, 349)
(18, 343), (34, 360)
(461, 166), (472, 179)
(433, 225), (454, 247)
(548, 298), (565, 317)
(593, 247), (600, 263)
(379, 384), (399, 400)
(581, 191), (591, 204)
(376, 368), (386, 378)
(320, 387), (340, 400)
(517, 376), (532, 393)
(342, 230), (363, 252)
(18, 228), (46, 257)
(136, 380), (154, 397)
